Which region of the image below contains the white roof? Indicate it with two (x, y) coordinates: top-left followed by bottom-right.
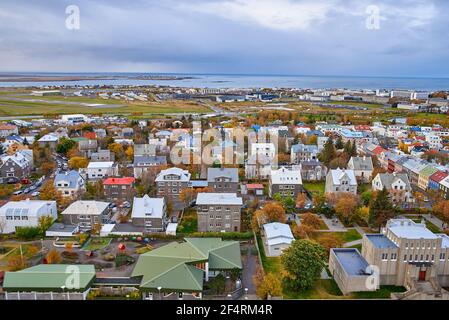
(270, 167), (302, 185)
(440, 176), (449, 189)
(196, 193), (243, 206)
(155, 167), (191, 182)
(87, 161), (114, 169)
(131, 195), (165, 219)
(263, 222), (294, 246)
(0, 200), (56, 217)
(386, 219), (437, 239)
(38, 134), (58, 142)
(1, 152), (30, 169)
(437, 234), (449, 248)
(330, 168), (357, 186)
(62, 201), (110, 216)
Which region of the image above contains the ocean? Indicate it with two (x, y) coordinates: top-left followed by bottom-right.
(0, 73), (448, 91)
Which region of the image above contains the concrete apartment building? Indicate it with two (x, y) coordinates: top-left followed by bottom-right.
(207, 167), (239, 193)
(330, 218), (449, 298)
(269, 167), (303, 198)
(103, 177), (136, 203)
(155, 167), (191, 209)
(130, 195), (167, 233)
(82, 161), (119, 180)
(61, 200), (111, 231)
(196, 193), (242, 232)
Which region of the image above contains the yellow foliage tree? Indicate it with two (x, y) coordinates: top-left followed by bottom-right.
(46, 249), (62, 264)
(68, 156), (89, 169)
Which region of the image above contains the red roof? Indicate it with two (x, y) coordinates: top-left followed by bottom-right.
(372, 146), (386, 156)
(430, 171), (448, 183)
(247, 184), (264, 189)
(103, 177), (135, 185)
(83, 132), (97, 139)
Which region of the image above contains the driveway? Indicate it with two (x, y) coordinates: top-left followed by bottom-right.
(240, 241), (257, 295)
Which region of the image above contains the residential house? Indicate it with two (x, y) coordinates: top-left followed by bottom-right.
(262, 222), (294, 257)
(290, 144), (318, 163)
(0, 152), (31, 183)
(133, 155), (167, 179)
(372, 173), (413, 205)
(0, 124), (18, 138)
(207, 167), (239, 193)
(103, 177), (136, 203)
(325, 168), (357, 195)
(196, 193), (242, 232)
(54, 170), (85, 198)
(0, 199), (57, 234)
(90, 149), (115, 162)
(82, 161), (118, 180)
(78, 139), (98, 158)
(299, 160), (327, 181)
(440, 176), (449, 200)
(37, 134), (59, 150)
(130, 195), (167, 233)
(418, 165), (439, 191)
(269, 167), (303, 198)
(61, 200), (111, 231)
(134, 144), (157, 157)
(429, 171), (449, 191)
(347, 156), (374, 183)
(155, 167), (191, 209)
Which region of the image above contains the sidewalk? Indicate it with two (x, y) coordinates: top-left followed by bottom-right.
(320, 215), (347, 232)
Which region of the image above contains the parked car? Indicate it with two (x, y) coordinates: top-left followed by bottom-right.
(13, 190), (23, 195)
(31, 191), (40, 197)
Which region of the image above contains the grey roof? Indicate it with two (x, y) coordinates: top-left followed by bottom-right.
(54, 170), (83, 189)
(46, 223), (78, 233)
(291, 144), (318, 153)
(207, 167), (239, 183)
(332, 248), (370, 276)
(133, 155), (167, 166)
(348, 156), (374, 171)
(196, 193), (242, 206)
(376, 173), (411, 190)
(131, 195), (165, 219)
(365, 234), (398, 249)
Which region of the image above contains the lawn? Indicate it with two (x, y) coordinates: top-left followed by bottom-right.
(426, 221), (441, 233)
(177, 209), (198, 234)
(303, 181), (325, 195)
(327, 101), (384, 109)
(298, 214), (329, 230)
(311, 229), (362, 244)
(350, 286), (406, 299)
(83, 237), (112, 251)
(256, 235), (282, 274)
(283, 279), (344, 299)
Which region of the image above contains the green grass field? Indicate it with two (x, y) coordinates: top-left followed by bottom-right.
(83, 238), (112, 251)
(303, 181), (325, 195)
(311, 229), (362, 244)
(327, 101), (385, 109)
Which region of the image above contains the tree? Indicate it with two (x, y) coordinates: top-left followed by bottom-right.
(179, 188), (197, 207)
(254, 267), (282, 299)
(316, 234), (344, 256)
(253, 202), (287, 230)
(65, 242), (73, 252)
(40, 162), (56, 176)
(46, 249), (62, 264)
(301, 213), (322, 230)
(318, 137), (336, 166)
(208, 273), (226, 295)
(369, 187), (394, 228)
(56, 138), (77, 155)
(39, 180), (62, 204)
(281, 240), (326, 291)
(68, 156), (89, 169)
(125, 145), (134, 161)
(8, 255), (28, 271)
(335, 136), (344, 149)
(296, 193), (307, 209)
(335, 193), (359, 225)
(328, 156), (348, 169)
(413, 191), (426, 210)
(38, 214), (54, 236)
(433, 200), (449, 225)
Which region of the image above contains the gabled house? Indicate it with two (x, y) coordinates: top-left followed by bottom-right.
(372, 173), (413, 205)
(155, 167), (191, 209)
(269, 167), (303, 198)
(299, 160), (327, 181)
(290, 144), (318, 163)
(37, 134), (59, 150)
(61, 200), (111, 231)
(90, 149), (115, 162)
(133, 156), (167, 179)
(262, 222), (294, 257)
(207, 167), (239, 193)
(347, 156), (374, 183)
(131, 195), (167, 233)
(54, 170), (85, 198)
(325, 168), (357, 195)
(0, 152), (32, 183)
(103, 177), (136, 203)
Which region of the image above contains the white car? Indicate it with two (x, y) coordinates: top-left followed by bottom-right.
(31, 191), (40, 197)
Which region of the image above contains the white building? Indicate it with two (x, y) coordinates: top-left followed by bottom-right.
(54, 170), (85, 198)
(61, 114), (89, 124)
(262, 222), (294, 257)
(425, 134), (443, 151)
(82, 162), (118, 180)
(0, 199), (57, 234)
(325, 168), (357, 194)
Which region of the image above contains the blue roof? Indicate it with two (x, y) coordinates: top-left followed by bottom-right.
(365, 234), (398, 249)
(191, 180), (208, 188)
(54, 170), (83, 189)
(332, 248), (370, 276)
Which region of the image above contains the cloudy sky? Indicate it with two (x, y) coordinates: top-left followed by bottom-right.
(0, 0), (448, 77)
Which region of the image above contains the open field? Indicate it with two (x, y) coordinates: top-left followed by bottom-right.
(311, 229), (363, 244)
(326, 101), (385, 109)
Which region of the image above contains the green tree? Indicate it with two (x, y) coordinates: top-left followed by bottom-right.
(335, 136), (344, 149)
(56, 137), (77, 155)
(368, 187), (394, 228)
(38, 215), (54, 237)
(318, 137), (335, 166)
(281, 240), (326, 291)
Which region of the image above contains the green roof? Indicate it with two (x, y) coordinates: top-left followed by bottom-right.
(71, 137), (88, 142)
(3, 264), (96, 292)
(132, 238), (242, 292)
(419, 165), (438, 178)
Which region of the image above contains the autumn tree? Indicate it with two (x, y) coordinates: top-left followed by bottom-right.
(296, 193), (307, 209)
(301, 213), (322, 230)
(68, 156), (89, 169)
(316, 234), (344, 256)
(369, 188), (394, 229)
(39, 180), (62, 203)
(125, 145), (134, 161)
(433, 200), (449, 226)
(179, 188), (197, 207)
(8, 255), (28, 271)
(38, 214), (55, 236)
(46, 249), (62, 264)
(335, 193), (359, 225)
(253, 267), (283, 299)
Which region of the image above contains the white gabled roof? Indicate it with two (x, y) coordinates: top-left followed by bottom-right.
(155, 167), (191, 182)
(270, 167), (302, 185)
(196, 193), (243, 206)
(61, 201), (110, 216)
(131, 195), (165, 219)
(0, 152), (30, 169)
(263, 222), (294, 246)
(330, 168), (357, 186)
(38, 134), (59, 142)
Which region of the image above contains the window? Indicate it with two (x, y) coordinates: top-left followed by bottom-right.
(381, 253), (388, 260)
(391, 253), (397, 260)
(440, 253), (445, 260)
(404, 255), (407, 262)
(420, 255), (424, 261)
(426, 255), (429, 261)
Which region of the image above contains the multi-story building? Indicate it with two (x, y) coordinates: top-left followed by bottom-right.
(207, 167), (239, 193)
(372, 172), (413, 205)
(347, 156), (374, 183)
(61, 201), (111, 231)
(325, 168), (357, 195)
(133, 155), (167, 179)
(103, 177), (136, 203)
(78, 139), (98, 158)
(299, 160), (327, 181)
(0, 124), (18, 138)
(0, 152), (32, 183)
(82, 161), (119, 180)
(196, 193), (242, 232)
(269, 167), (303, 198)
(0, 199), (57, 234)
(131, 195), (167, 233)
(330, 219), (449, 298)
(418, 165), (439, 191)
(155, 167), (191, 208)
(54, 170), (85, 198)
(290, 144), (318, 163)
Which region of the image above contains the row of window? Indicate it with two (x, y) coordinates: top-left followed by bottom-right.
(405, 242), (437, 250)
(5, 216), (28, 220)
(158, 181), (182, 186)
(403, 254), (438, 262)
